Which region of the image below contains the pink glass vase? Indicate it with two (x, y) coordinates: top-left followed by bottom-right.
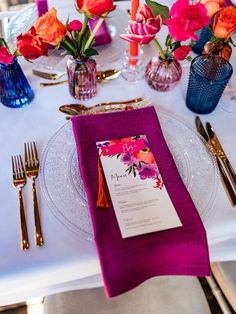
(67, 56), (97, 100)
(145, 57), (182, 92)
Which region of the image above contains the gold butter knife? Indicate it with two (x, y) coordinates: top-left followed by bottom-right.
(195, 117), (236, 206)
(206, 122), (236, 190)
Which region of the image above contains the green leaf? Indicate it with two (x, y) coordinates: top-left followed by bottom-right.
(84, 47), (98, 57)
(80, 26), (91, 53)
(60, 36), (77, 56)
(185, 56), (192, 62)
(228, 37), (235, 47)
(145, 0), (169, 22)
(169, 41), (181, 52)
(165, 34), (172, 48)
(0, 38), (8, 49)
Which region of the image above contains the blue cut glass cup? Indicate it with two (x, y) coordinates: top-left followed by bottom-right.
(186, 55), (233, 114)
(0, 58), (34, 108)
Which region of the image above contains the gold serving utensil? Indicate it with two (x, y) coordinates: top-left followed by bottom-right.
(39, 69), (121, 87)
(59, 97), (145, 116)
(24, 142), (44, 247)
(11, 155), (30, 250)
(195, 116), (236, 206)
(32, 69), (66, 80)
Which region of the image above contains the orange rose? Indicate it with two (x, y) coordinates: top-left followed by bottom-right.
(199, 0), (224, 18)
(213, 6), (236, 40)
(76, 0), (116, 16)
(34, 8), (66, 46)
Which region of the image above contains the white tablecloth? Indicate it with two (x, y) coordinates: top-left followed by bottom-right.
(1, 1), (236, 306)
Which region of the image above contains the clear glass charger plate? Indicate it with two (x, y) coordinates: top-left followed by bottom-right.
(7, 4), (128, 71)
(39, 107), (218, 242)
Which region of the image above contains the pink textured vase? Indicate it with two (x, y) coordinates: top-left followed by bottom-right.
(145, 57), (182, 92)
(67, 56), (97, 100)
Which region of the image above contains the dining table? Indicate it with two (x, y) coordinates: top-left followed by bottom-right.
(0, 0), (236, 307)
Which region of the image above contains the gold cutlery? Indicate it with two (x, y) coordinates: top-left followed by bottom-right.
(59, 97), (149, 117)
(24, 142), (44, 247)
(195, 116), (236, 206)
(32, 69), (66, 80)
(40, 80), (67, 87)
(11, 155), (30, 250)
(206, 122), (236, 190)
(39, 69), (121, 87)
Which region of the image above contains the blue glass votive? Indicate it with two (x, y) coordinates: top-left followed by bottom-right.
(186, 55), (233, 114)
(192, 27), (212, 55)
(0, 58), (34, 108)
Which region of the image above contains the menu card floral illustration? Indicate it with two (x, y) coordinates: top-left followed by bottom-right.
(97, 135), (182, 238)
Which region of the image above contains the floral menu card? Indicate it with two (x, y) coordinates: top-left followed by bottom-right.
(97, 135), (182, 238)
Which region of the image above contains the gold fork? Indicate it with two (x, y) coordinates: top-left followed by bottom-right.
(24, 142), (44, 246)
(11, 155), (30, 250)
(32, 69), (66, 80)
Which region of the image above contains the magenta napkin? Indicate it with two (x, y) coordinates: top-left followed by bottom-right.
(36, 0), (48, 16)
(72, 106), (210, 298)
(89, 18), (112, 46)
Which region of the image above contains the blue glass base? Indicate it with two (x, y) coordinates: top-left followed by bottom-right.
(0, 58), (34, 109)
(186, 55), (233, 114)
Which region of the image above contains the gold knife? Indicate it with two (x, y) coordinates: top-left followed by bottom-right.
(206, 122), (236, 190)
(195, 117), (236, 206)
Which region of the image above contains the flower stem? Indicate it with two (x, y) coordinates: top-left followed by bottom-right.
(78, 14), (89, 53)
(84, 15), (106, 51)
(153, 38), (165, 60)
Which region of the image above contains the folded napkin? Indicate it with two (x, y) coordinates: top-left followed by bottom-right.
(36, 0), (48, 16)
(72, 106), (210, 298)
(89, 18), (112, 46)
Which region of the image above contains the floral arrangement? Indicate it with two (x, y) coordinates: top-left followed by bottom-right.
(199, 0), (236, 58)
(98, 136), (164, 189)
(0, 0), (115, 65)
(121, 0), (212, 62)
(200, 0), (236, 40)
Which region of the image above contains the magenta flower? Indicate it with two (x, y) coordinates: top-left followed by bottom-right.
(120, 4), (162, 45)
(136, 4), (155, 22)
(166, 0), (210, 41)
(68, 20), (83, 32)
(0, 47), (14, 65)
(173, 45), (192, 60)
(138, 164), (158, 180)
(120, 152), (139, 166)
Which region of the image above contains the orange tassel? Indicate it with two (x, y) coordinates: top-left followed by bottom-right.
(96, 157), (110, 208)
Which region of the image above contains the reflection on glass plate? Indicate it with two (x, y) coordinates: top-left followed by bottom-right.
(39, 108), (218, 241)
(7, 4), (128, 71)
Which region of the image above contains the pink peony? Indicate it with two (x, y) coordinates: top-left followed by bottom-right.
(173, 45), (192, 60)
(166, 0), (211, 41)
(0, 47), (14, 65)
(120, 4), (162, 44)
(68, 20), (83, 31)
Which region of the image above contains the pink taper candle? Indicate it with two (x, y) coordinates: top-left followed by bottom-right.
(129, 0), (139, 65)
